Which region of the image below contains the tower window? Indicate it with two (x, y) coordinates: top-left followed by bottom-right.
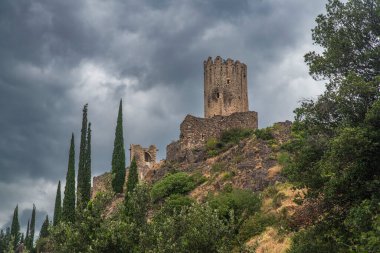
(216, 92), (220, 98)
(227, 79), (230, 84)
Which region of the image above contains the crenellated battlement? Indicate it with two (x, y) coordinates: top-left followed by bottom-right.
(204, 56), (249, 118)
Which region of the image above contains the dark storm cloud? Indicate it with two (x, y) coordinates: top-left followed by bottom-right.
(0, 0), (327, 227)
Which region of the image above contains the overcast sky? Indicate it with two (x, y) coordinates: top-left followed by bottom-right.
(0, 0), (327, 233)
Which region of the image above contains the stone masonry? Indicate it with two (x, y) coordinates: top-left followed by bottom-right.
(130, 144), (157, 181)
(167, 56), (257, 162)
(204, 56), (249, 118)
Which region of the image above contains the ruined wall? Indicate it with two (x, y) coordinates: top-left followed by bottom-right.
(204, 56), (249, 118)
(167, 111), (258, 162)
(130, 144), (157, 181)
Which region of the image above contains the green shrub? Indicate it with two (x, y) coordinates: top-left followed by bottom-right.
(206, 128), (254, 157)
(220, 128), (254, 144)
(277, 152), (291, 166)
(160, 195), (194, 215)
(206, 137), (218, 150)
(151, 172), (203, 202)
(238, 213), (276, 242)
(208, 189), (261, 220)
(254, 127), (274, 140)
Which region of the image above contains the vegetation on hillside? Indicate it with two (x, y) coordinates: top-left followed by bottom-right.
(283, 0), (380, 252)
(1, 1), (379, 252)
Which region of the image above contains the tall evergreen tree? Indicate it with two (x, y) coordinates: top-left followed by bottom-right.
(77, 104), (88, 210)
(111, 99), (126, 193)
(25, 219), (29, 248)
(20, 233), (24, 244)
(126, 158), (138, 195)
(28, 204), (36, 250)
(0, 229), (5, 253)
(62, 134), (76, 223)
(53, 181), (62, 226)
(83, 122), (92, 206)
(10, 205), (20, 248)
(39, 216), (49, 239)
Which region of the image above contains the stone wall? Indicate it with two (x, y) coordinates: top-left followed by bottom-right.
(167, 111), (258, 162)
(204, 56), (249, 118)
(130, 144), (157, 180)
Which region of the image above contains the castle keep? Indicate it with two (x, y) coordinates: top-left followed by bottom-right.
(204, 56), (249, 118)
(167, 56), (258, 162)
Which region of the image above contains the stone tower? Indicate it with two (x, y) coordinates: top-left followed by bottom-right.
(130, 144), (158, 181)
(204, 56), (249, 118)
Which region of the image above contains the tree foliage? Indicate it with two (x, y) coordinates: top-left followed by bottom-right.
(285, 0), (380, 251)
(62, 134), (76, 223)
(305, 0), (380, 81)
(53, 181), (62, 226)
(77, 104), (91, 210)
(10, 205), (20, 249)
(27, 204), (36, 251)
(39, 216), (49, 239)
(111, 99), (126, 193)
(126, 158), (138, 195)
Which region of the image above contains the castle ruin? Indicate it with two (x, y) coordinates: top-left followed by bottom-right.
(130, 144), (158, 181)
(167, 56), (258, 162)
(204, 56), (249, 118)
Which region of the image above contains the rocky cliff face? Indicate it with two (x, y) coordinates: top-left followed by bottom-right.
(146, 121), (292, 200)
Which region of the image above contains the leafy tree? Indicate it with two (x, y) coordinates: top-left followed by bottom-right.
(146, 203), (233, 253)
(39, 216), (49, 239)
(62, 134), (76, 223)
(284, 0), (380, 251)
(10, 205), (20, 248)
(111, 99), (126, 193)
(305, 0), (380, 81)
(77, 104), (88, 210)
(53, 181), (62, 226)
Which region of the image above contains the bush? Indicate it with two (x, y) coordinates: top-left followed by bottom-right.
(254, 127), (274, 140)
(238, 213), (276, 242)
(220, 128), (254, 144)
(160, 195), (194, 215)
(149, 203), (233, 253)
(208, 189), (261, 220)
(151, 172), (204, 202)
(206, 128), (255, 157)
(277, 152), (291, 166)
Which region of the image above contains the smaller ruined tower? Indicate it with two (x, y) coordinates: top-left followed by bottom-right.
(204, 56), (249, 118)
(130, 144), (158, 181)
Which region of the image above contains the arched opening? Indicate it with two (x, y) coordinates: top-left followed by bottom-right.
(144, 152), (152, 163)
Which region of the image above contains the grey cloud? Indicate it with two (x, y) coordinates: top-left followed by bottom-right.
(0, 0), (327, 226)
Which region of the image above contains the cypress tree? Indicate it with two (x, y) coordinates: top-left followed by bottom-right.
(25, 219), (29, 248)
(39, 216), (49, 239)
(111, 99), (126, 193)
(0, 229), (5, 252)
(126, 158), (138, 195)
(53, 181), (62, 226)
(10, 205), (20, 248)
(28, 204), (36, 250)
(77, 104), (88, 210)
(83, 122), (92, 203)
(62, 134), (76, 223)
(20, 233), (24, 244)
